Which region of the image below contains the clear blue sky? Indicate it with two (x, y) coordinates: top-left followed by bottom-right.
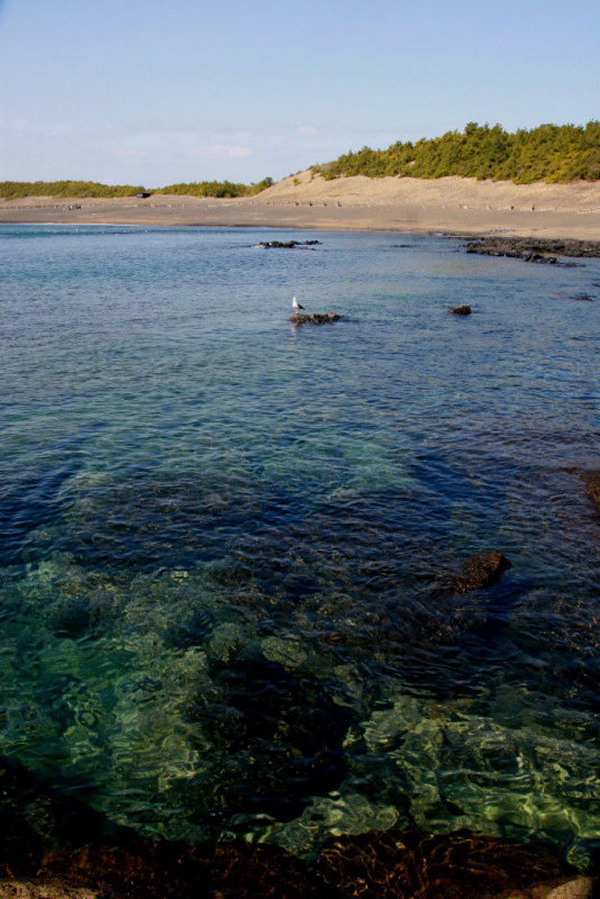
(1, 0), (598, 187)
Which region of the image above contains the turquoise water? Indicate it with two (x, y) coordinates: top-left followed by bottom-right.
(2, 224), (600, 864)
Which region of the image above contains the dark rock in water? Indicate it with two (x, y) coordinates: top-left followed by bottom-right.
(0, 459), (82, 565)
(453, 551), (511, 593)
(2, 831), (574, 899)
(47, 590), (120, 640)
(526, 253), (557, 264)
(0, 755), (579, 899)
(450, 304), (472, 315)
(463, 236), (600, 262)
(163, 608), (214, 649)
(579, 470), (600, 514)
(291, 311), (341, 325)
(317, 829), (569, 899)
(0, 754), (328, 897)
(186, 653), (353, 823)
(61, 471), (268, 570)
(0, 755), (128, 876)
(0, 753), (340, 897)
(37, 840), (330, 899)
(259, 240), (321, 249)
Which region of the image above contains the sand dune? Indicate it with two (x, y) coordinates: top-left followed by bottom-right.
(1, 172), (599, 238)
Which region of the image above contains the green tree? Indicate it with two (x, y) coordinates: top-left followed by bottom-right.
(310, 122), (600, 184)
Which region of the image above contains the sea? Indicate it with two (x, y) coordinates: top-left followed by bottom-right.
(1, 223), (600, 868)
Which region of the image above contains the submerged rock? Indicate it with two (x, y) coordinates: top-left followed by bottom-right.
(450, 304), (472, 315)
(291, 312), (341, 325)
(0, 754), (583, 899)
(547, 877), (598, 899)
(259, 240), (321, 249)
(0, 880), (97, 898)
(317, 829), (569, 899)
(579, 470), (600, 514)
(0, 457), (82, 565)
(61, 471), (269, 570)
(453, 551), (511, 592)
(186, 653), (353, 823)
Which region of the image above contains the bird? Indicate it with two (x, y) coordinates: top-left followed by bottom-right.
(292, 296), (305, 312)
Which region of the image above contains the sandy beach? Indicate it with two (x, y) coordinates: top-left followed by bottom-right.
(1, 172), (600, 239)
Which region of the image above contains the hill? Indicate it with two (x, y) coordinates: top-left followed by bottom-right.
(311, 122), (600, 184)
(2, 123), (598, 204)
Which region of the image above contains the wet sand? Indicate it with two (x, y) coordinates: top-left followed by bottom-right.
(2, 173), (599, 239)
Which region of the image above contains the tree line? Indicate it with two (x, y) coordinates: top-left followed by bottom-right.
(0, 177), (274, 200)
(2, 123), (598, 198)
(312, 122), (600, 183)
(0, 181), (145, 199)
(154, 177), (273, 198)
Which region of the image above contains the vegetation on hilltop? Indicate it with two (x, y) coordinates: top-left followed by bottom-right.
(154, 178), (273, 197)
(156, 177), (273, 197)
(4, 123), (598, 198)
(0, 181), (145, 200)
(312, 122), (600, 183)
(0, 177), (274, 200)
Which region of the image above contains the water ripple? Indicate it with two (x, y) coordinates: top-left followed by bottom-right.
(1, 225), (600, 866)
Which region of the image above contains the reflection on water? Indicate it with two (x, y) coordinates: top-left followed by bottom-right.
(1, 224), (600, 868)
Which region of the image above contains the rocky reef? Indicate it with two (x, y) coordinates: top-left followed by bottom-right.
(463, 237), (600, 263)
(259, 240), (321, 249)
(0, 756), (582, 898)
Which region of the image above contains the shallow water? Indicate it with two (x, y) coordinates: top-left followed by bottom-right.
(1, 224), (600, 865)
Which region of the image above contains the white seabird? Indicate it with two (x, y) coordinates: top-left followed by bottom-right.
(292, 296), (305, 311)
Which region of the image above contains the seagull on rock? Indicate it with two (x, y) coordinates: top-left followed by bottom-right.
(292, 296), (305, 312)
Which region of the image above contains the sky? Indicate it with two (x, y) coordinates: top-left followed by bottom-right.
(1, 0), (598, 187)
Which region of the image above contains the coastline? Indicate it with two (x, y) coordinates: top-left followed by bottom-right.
(1, 174), (600, 239)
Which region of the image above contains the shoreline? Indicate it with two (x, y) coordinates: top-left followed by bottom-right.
(1, 174), (599, 239)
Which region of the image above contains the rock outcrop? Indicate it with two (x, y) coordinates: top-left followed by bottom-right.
(464, 236), (600, 262)
(291, 312), (341, 325)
